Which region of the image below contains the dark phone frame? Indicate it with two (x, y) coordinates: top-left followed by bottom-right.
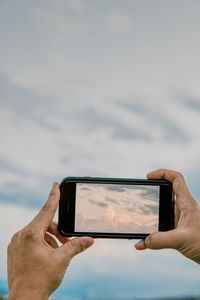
(58, 177), (174, 239)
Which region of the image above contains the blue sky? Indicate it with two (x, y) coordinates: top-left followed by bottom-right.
(1, 0), (200, 298)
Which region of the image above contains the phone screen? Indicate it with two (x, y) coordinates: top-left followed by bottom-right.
(74, 183), (160, 234)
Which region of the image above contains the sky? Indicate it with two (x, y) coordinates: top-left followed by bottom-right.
(1, 0), (200, 298)
(75, 183), (159, 233)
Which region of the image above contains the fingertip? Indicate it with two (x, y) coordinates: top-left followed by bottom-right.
(61, 236), (94, 259)
(146, 172), (153, 179)
(135, 240), (147, 250)
(146, 170), (158, 179)
(52, 182), (59, 190)
(49, 182), (60, 198)
(82, 236), (94, 249)
(147, 168), (169, 180)
(49, 182), (60, 199)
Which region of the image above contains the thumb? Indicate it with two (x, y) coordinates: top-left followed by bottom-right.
(58, 236), (94, 259)
(135, 230), (179, 250)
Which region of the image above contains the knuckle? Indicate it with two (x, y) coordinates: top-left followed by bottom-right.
(10, 232), (19, 243)
(145, 234), (156, 249)
(21, 227), (36, 240)
(175, 171), (184, 179)
(145, 236), (152, 249)
(7, 231), (21, 252)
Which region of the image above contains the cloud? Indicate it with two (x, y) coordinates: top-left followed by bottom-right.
(88, 198), (108, 208)
(104, 185), (160, 206)
(0, 72), (59, 131)
(117, 99), (189, 143)
(0, 186), (44, 208)
(140, 188), (161, 202)
(142, 203), (159, 215)
(0, 152), (60, 209)
(79, 187), (90, 191)
(0, 156), (30, 177)
(1, 69), (199, 198)
(179, 95), (200, 111)
(0, 73), (152, 143)
(76, 107), (153, 141)
(104, 185), (126, 192)
(105, 196), (120, 204)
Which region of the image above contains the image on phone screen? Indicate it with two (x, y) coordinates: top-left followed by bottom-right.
(74, 183), (160, 234)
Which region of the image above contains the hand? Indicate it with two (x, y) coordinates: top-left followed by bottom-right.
(135, 169), (200, 264)
(7, 182), (94, 300)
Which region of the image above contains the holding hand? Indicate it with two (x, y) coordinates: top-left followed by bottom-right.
(135, 169), (200, 264)
(7, 182), (94, 300)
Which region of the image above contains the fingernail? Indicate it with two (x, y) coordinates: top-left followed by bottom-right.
(82, 237), (94, 249)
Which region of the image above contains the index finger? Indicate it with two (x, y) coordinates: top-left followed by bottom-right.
(147, 169), (193, 206)
(30, 182), (60, 231)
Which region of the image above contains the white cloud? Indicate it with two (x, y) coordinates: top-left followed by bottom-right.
(1, 74), (200, 186)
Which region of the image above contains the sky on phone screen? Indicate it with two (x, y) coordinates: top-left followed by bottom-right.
(75, 183), (159, 233)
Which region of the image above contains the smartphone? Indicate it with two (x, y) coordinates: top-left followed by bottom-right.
(58, 176), (174, 239)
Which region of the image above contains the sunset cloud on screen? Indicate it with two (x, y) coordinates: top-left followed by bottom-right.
(75, 183), (159, 233)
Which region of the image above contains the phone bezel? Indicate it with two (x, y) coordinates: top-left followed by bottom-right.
(58, 177), (174, 239)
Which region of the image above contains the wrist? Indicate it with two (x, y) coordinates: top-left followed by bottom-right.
(8, 281), (49, 300)
(8, 290), (49, 300)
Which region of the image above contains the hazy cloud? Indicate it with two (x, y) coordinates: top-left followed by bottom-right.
(76, 107), (152, 141)
(105, 196), (119, 205)
(104, 184), (159, 195)
(143, 203), (159, 215)
(0, 187), (43, 208)
(79, 187), (90, 191)
(140, 189), (160, 202)
(88, 198), (108, 208)
(0, 157), (30, 177)
(0, 73), (59, 131)
(180, 96), (200, 111)
(104, 185), (126, 192)
(117, 99), (189, 143)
